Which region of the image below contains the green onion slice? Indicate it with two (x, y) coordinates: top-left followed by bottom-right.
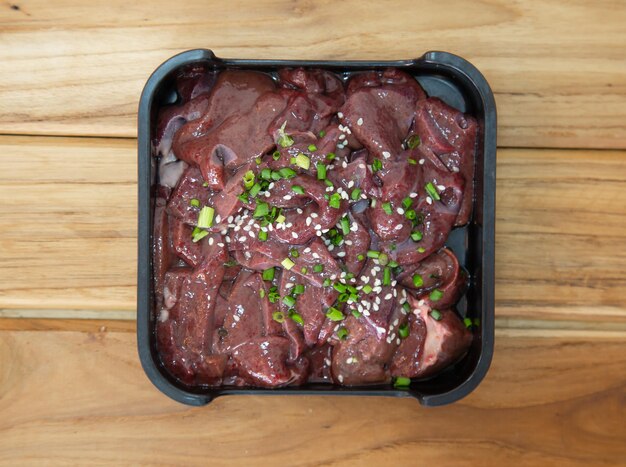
(197, 206), (215, 228)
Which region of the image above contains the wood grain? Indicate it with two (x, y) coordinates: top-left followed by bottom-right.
(2, 136), (625, 327)
(0, 330), (623, 466)
(0, 0), (625, 149)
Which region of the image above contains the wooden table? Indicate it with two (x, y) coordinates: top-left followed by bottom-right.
(1, 1), (625, 465)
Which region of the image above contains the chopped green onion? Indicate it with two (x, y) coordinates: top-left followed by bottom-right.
(394, 376), (411, 388)
(430, 309), (442, 321)
(410, 231), (423, 242)
(313, 264), (324, 273)
(417, 247), (426, 253)
(249, 183), (262, 198)
(388, 260), (399, 268)
(351, 188), (362, 200)
(357, 254), (365, 261)
(238, 193), (249, 204)
(261, 168), (272, 180)
(197, 206), (215, 228)
(383, 267), (391, 286)
(268, 290), (280, 303)
(372, 158), (382, 172)
(402, 302), (411, 313)
(262, 268), (275, 281)
(292, 185), (305, 195)
(281, 258), (295, 270)
(290, 157), (297, 165)
(202, 181), (209, 187)
(402, 197), (412, 209)
(276, 214), (286, 224)
(382, 202), (392, 215)
(289, 310), (304, 325)
(367, 250), (380, 259)
(412, 274), (424, 287)
(425, 181), (441, 201)
(337, 327), (349, 340)
(326, 152), (336, 161)
(362, 284), (373, 294)
(333, 283), (347, 293)
(390, 243), (397, 251)
(271, 170), (282, 181)
(319, 130), (326, 138)
(337, 292), (349, 303)
(398, 323), (410, 339)
(259, 289), (266, 298)
(324, 179), (334, 188)
(255, 157), (262, 165)
(464, 317), (473, 328)
(243, 170), (255, 190)
(289, 248), (299, 258)
(301, 267), (308, 274)
(429, 289), (443, 301)
(295, 154), (310, 170)
(272, 150), (281, 161)
(408, 158), (417, 165)
(253, 201), (269, 218)
(308, 144), (317, 152)
(272, 311), (285, 323)
(278, 166), (296, 178)
(189, 198), (201, 208)
(316, 163), (327, 180)
(351, 309), (362, 319)
(258, 230), (268, 242)
(328, 193), (341, 209)
(283, 295), (296, 307)
(378, 253), (389, 266)
(191, 227), (209, 243)
(326, 307), (344, 321)
(473, 317), (481, 326)
(323, 278), (331, 287)
(277, 121), (295, 147)
(407, 134), (421, 149)
(341, 217), (350, 235)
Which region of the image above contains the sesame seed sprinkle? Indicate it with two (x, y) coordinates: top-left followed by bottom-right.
(426, 196), (433, 205)
(382, 151), (391, 159)
(419, 159), (425, 165)
(357, 117), (363, 126)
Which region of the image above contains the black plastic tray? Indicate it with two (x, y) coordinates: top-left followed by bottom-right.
(137, 49), (496, 406)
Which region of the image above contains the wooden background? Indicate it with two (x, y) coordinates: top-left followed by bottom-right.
(1, 0), (625, 465)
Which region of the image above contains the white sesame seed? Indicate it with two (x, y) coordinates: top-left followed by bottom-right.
(338, 124), (345, 131)
(328, 244), (335, 251)
(265, 192), (271, 198)
(341, 191), (349, 200)
(338, 374), (344, 383)
(233, 314), (240, 322)
(393, 318), (399, 326)
(419, 159), (425, 165)
(310, 213), (319, 218)
(313, 252), (320, 259)
(268, 182), (275, 189)
(382, 151), (391, 159)
(390, 333), (396, 341)
(337, 251), (346, 257)
(386, 294), (393, 300)
(452, 166), (460, 173)
(397, 207), (405, 215)
(409, 192), (418, 198)
(297, 208), (303, 215)
(347, 180), (354, 188)
(396, 338), (401, 345)
(338, 112), (344, 118)
(350, 223), (358, 232)
(339, 134), (346, 140)
(243, 225), (251, 232)
(426, 196), (433, 205)
(217, 242), (224, 248)
(363, 310), (370, 316)
(357, 117), (363, 126)
(248, 231), (255, 238)
(373, 303), (380, 311)
(386, 337), (392, 344)
(316, 230), (322, 236)
(375, 296), (381, 304)
(225, 237), (231, 243)
(234, 225), (241, 232)
(208, 237), (215, 246)
(418, 299), (425, 306)
(283, 195), (292, 200)
(330, 274), (337, 280)
(215, 215), (222, 224)
(392, 281), (397, 287)
(304, 247), (311, 254)
(287, 223), (293, 228)
(437, 185), (445, 191)
(239, 236), (247, 242)
(314, 224), (322, 230)
(227, 216), (234, 223)
(221, 229), (228, 235)
(395, 224), (403, 230)
(345, 240), (353, 246)
(291, 232), (298, 239)
(374, 286), (382, 293)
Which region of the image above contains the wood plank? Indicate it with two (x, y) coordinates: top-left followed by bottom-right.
(1, 136), (625, 327)
(0, 330), (623, 465)
(0, 317), (135, 333)
(0, 1), (625, 149)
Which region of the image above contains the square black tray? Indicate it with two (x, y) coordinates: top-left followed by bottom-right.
(137, 49), (496, 406)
